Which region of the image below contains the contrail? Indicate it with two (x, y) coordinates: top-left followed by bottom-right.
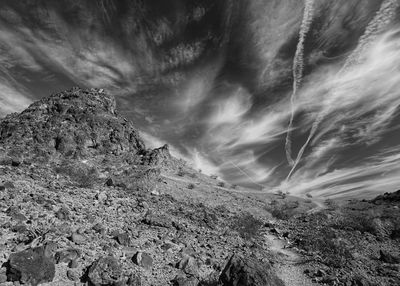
(285, 0), (400, 181)
(342, 0), (400, 71)
(285, 0), (315, 166)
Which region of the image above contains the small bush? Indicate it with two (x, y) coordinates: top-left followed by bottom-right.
(56, 161), (98, 188)
(269, 201), (299, 220)
(297, 228), (352, 268)
(217, 182), (225, 188)
(231, 213), (263, 239)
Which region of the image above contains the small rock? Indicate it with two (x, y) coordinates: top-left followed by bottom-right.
(122, 247), (138, 259)
(6, 247), (55, 286)
(176, 255), (199, 276)
(92, 223), (106, 235)
(68, 260), (79, 269)
(55, 248), (81, 264)
(66, 270), (79, 281)
(3, 182), (15, 189)
(96, 191), (107, 203)
(105, 178), (114, 187)
(132, 252), (153, 270)
(70, 233), (86, 245)
(88, 256), (123, 286)
(126, 273), (142, 286)
(115, 232), (130, 246)
(0, 273), (7, 283)
(171, 274), (199, 286)
(55, 207), (70, 220)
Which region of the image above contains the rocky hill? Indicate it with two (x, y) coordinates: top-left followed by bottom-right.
(0, 88), (287, 286)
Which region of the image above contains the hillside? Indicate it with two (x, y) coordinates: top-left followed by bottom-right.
(0, 88), (399, 286)
(0, 88), (288, 286)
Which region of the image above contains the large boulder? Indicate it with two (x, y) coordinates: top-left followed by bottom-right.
(219, 254), (284, 286)
(6, 246), (55, 286)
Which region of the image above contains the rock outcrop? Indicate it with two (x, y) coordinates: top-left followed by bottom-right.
(0, 87), (146, 161)
(219, 254), (284, 286)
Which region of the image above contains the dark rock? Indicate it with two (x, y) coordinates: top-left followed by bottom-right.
(55, 248), (81, 264)
(11, 224), (28, 234)
(371, 190), (400, 204)
(6, 246), (55, 286)
(55, 207), (70, 220)
(219, 254), (284, 286)
(171, 274), (199, 286)
(142, 213), (173, 228)
(380, 250), (400, 264)
(115, 232), (130, 246)
(132, 252), (153, 270)
(105, 178), (114, 187)
(4, 181), (15, 189)
(88, 256), (123, 286)
(126, 273), (142, 286)
(93, 223), (106, 235)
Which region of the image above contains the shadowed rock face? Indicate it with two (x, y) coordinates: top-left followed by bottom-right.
(0, 87), (146, 161)
(219, 254), (285, 286)
(6, 247), (55, 286)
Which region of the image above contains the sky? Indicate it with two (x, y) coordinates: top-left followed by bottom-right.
(1, 0), (400, 199)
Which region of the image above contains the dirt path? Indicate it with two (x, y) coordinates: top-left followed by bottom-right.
(263, 231), (318, 286)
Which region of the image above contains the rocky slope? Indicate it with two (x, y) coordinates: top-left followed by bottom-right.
(0, 88), (287, 286)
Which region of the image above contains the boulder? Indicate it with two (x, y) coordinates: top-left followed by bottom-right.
(6, 246), (55, 286)
(132, 252), (153, 270)
(87, 256), (123, 286)
(380, 250), (400, 264)
(219, 254), (284, 286)
(176, 255), (199, 276)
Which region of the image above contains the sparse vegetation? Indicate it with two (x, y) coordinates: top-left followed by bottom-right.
(231, 213), (263, 239)
(268, 201), (299, 220)
(55, 160), (98, 188)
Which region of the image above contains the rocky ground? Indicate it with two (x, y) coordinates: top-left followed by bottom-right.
(0, 88), (290, 286)
(270, 193), (400, 286)
(0, 87), (398, 286)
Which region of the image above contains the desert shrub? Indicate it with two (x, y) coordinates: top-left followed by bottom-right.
(126, 167), (159, 193)
(325, 199), (339, 210)
(177, 167), (185, 177)
(391, 221), (400, 239)
(217, 182), (225, 188)
(56, 161), (98, 188)
(269, 201), (299, 220)
(333, 210), (379, 235)
(297, 228), (353, 268)
(231, 213), (263, 239)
